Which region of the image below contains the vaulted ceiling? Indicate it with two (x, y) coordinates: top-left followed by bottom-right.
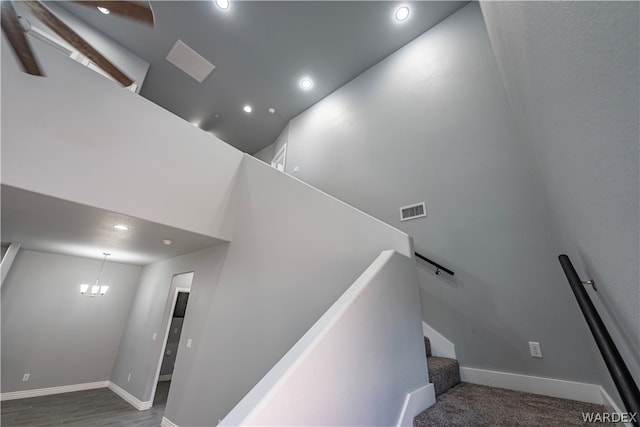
(2, 0), (468, 264)
(57, 1), (468, 154)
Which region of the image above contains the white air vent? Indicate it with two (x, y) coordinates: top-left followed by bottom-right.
(165, 40), (215, 83)
(400, 202), (427, 221)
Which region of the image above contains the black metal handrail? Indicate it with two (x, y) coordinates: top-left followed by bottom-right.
(415, 252), (454, 276)
(559, 255), (639, 425)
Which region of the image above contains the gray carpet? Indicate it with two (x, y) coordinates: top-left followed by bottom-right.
(414, 383), (607, 426)
(428, 356), (461, 396)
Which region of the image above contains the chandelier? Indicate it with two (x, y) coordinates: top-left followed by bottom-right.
(80, 253), (111, 297)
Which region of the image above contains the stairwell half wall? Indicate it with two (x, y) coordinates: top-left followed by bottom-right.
(221, 250), (428, 426)
(1, 33), (243, 241)
(162, 155), (413, 426)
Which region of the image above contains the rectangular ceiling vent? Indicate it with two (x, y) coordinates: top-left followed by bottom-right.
(400, 202), (427, 221)
(165, 39), (215, 83)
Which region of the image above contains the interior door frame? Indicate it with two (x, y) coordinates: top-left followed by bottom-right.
(148, 275), (192, 406)
(270, 143), (287, 171)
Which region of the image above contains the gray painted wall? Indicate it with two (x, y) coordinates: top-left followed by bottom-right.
(254, 123), (289, 165)
(1, 250), (141, 392)
(2, 33), (244, 240)
(261, 3), (604, 385)
(222, 251), (427, 426)
(110, 247), (225, 403)
(163, 155), (412, 426)
(480, 0), (640, 401)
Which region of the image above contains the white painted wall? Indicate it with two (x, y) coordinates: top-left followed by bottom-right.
(222, 250), (427, 427)
(1, 34), (243, 240)
(162, 155), (412, 426)
(262, 3), (603, 387)
(479, 2), (640, 403)
(1, 250), (141, 392)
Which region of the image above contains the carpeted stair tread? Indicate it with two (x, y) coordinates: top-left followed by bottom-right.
(427, 356), (460, 396)
(413, 382), (607, 426)
(423, 336), (432, 357)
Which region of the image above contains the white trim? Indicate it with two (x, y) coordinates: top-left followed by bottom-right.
(396, 383), (435, 427)
(158, 374), (173, 382)
(107, 381), (152, 410)
(270, 143), (287, 172)
(1, 380), (108, 401)
(460, 367), (603, 404)
(422, 322), (456, 359)
(149, 282), (191, 407)
(27, 26), (74, 57)
(1, 243), (21, 288)
(600, 387), (633, 427)
(161, 416), (180, 427)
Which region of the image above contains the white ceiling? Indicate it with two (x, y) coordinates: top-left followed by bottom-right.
(1, 185), (225, 265)
(55, 1), (469, 154)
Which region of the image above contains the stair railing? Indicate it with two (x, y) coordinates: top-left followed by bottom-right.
(415, 252), (454, 276)
(558, 254), (639, 425)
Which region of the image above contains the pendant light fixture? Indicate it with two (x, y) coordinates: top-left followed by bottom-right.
(80, 253), (111, 297)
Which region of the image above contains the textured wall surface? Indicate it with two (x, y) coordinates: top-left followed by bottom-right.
(480, 0), (640, 402)
(263, 3), (604, 385)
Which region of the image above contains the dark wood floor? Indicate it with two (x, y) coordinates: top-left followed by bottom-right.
(1, 381), (171, 427)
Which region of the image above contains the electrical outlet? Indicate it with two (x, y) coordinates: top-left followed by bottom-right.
(529, 341), (543, 358)
(127, 373), (131, 382)
(187, 338), (192, 348)
(152, 332), (157, 341)
(22, 373), (30, 382)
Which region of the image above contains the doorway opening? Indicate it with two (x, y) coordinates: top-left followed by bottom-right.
(149, 272), (193, 410)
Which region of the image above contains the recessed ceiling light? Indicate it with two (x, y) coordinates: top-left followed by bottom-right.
(163, 239), (173, 246)
(268, 108), (276, 114)
(299, 78), (313, 90)
(243, 105), (252, 113)
(113, 224), (129, 231)
(215, 0), (230, 10)
(97, 6), (110, 15)
(395, 6), (410, 22)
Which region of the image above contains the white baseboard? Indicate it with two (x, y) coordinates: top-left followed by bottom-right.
(1, 380), (109, 401)
(158, 374), (173, 382)
(460, 367), (603, 404)
(107, 381), (152, 410)
(422, 322), (456, 359)
(161, 416), (180, 427)
(396, 383), (435, 427)
(600, 387), (633, 427)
